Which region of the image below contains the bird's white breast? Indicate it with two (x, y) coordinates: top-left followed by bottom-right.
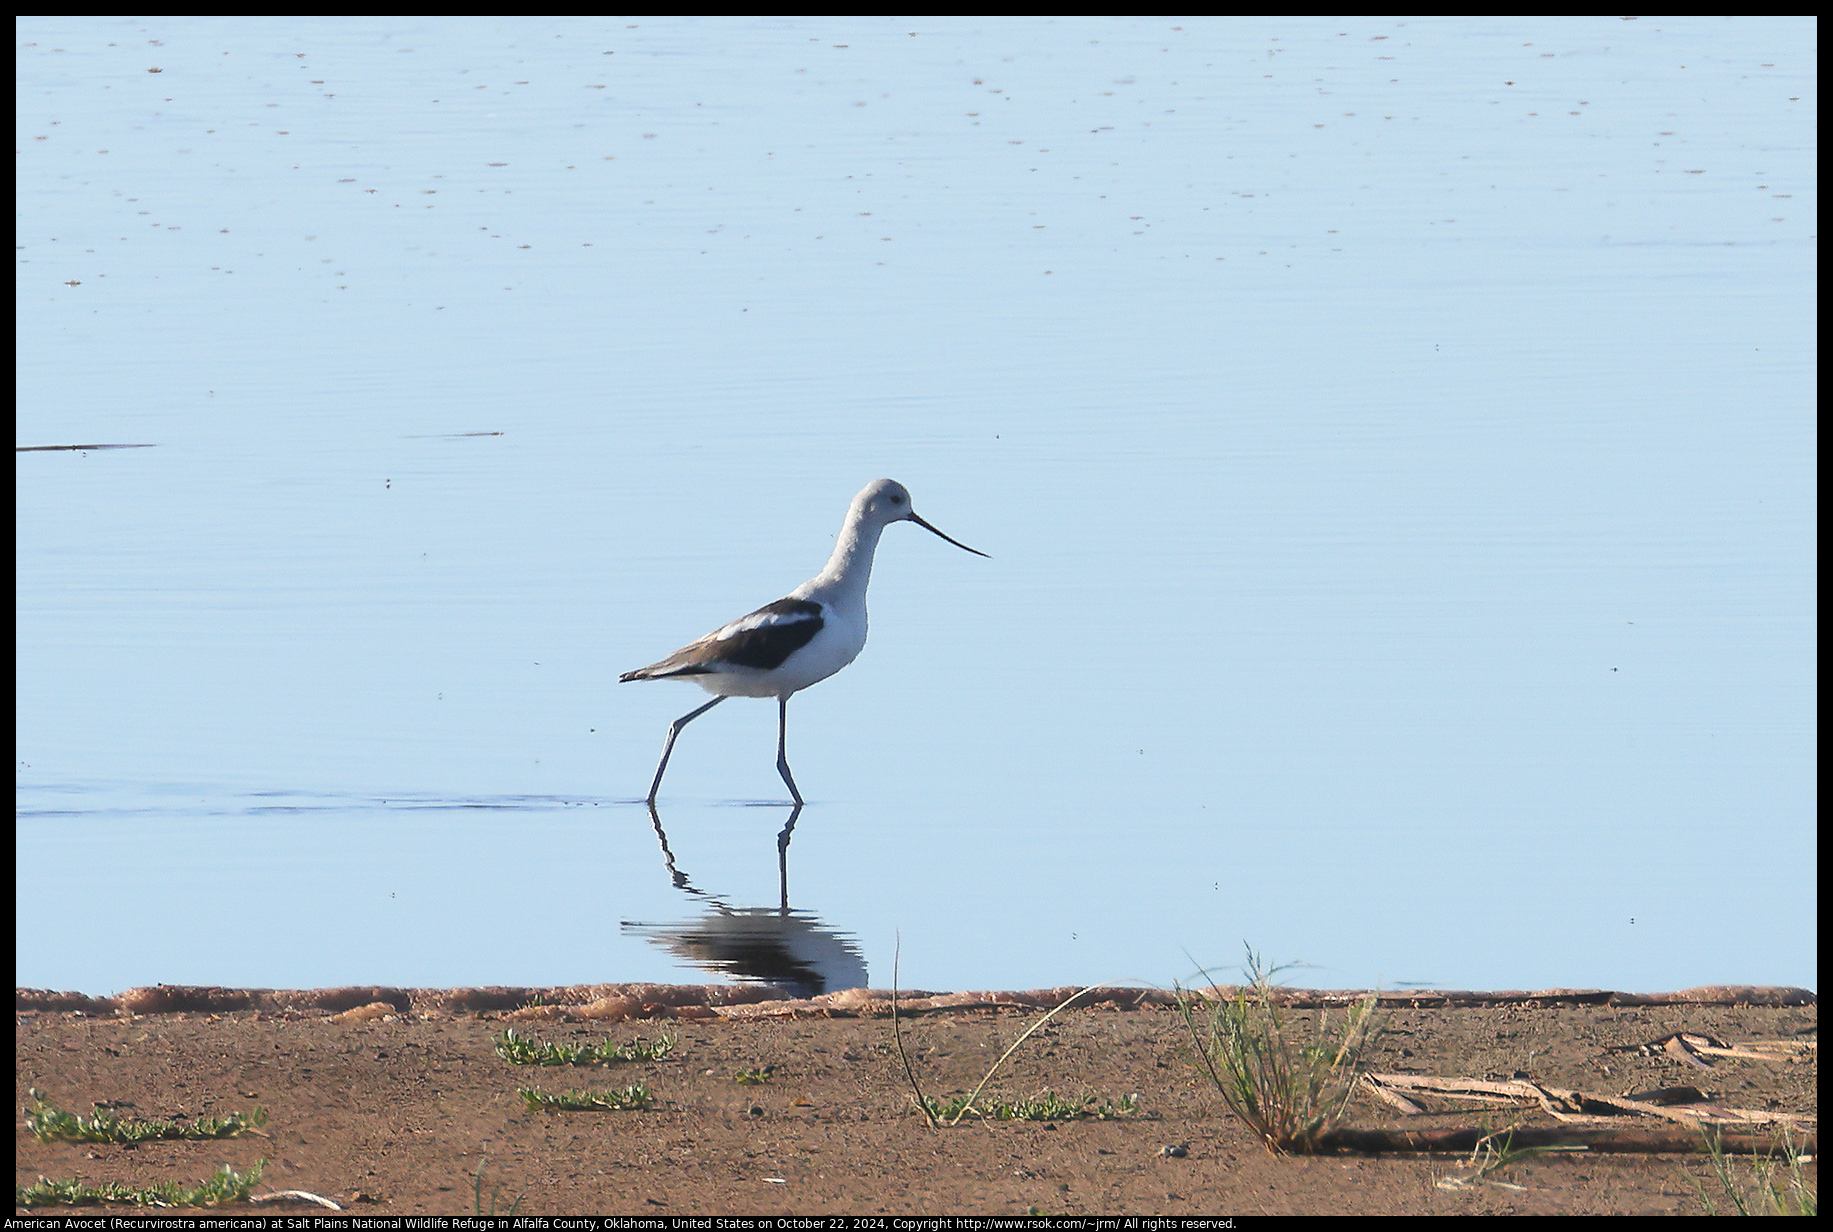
(769, 603), (866, 695)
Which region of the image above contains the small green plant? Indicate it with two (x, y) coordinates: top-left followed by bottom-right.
(25, 1090), (268, 1144)
(517, 1085), (654, 1112)
(1693, 1125), (1817, 1216)
(891, 934), (1120, 1129)
(918, 1089), (1140, 1122)
(15, 1161), (266, 1209)
(472, 1159), (525, 1216)
(493, 1029), (675, 1067)
(1435, 1127), (1587, 1191)
(733, 1067), (776, 1086)
(1176, 945), (1383, 1154)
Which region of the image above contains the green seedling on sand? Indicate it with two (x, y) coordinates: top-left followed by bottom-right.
(25, 1090), (267, 1144)
(917, 1089), (1140, 1123)
(1176, 945), (1383, 1154)
(890, 935), (1127, 1129)
(15, 1161), (266, 1209)
(518, 1085), (654, 1112)
(472, 1159), (525, 1216)
(493, 1029), (675, 1067)
(1692, 1125), (1817, 1216)
(733, 1067), (776, 1086)
(1434, 1127), (1587, 1191)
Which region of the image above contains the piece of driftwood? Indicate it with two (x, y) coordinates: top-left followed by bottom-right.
(249, 1190), (342, 1210)
(1638, 1032), (1817, 1070)
(1314, 1125), (1816, 1156)
(1362, 1072), (1812, 1129)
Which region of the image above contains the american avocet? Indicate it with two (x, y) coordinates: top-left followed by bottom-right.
(621, 478), (987, 804)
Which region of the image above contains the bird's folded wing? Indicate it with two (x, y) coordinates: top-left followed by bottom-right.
(625, 598), (824, 678)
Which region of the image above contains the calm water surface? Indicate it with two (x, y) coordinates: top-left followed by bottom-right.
(17, 17), (1816, 996)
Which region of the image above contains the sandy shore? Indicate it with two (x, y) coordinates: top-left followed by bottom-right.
(15, 983), (1816, 1215)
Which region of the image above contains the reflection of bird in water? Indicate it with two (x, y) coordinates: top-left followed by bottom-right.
(620, 479), (986, 804)
(626, 908), (867, 1002)
(624, 804), (867, 1000)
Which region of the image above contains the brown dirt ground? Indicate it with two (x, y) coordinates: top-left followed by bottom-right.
(15, 992), (1816, 1216)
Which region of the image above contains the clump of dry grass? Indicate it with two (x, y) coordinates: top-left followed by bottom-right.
(1176, 946), (1382, 1154)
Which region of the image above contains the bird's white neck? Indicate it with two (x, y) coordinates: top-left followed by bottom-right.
(792, 503), (887, 611)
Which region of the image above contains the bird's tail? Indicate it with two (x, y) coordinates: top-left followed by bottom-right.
(620, 663), (711, 683)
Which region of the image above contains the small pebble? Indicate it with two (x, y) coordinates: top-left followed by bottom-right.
(1159, 1143), (1189, 1158)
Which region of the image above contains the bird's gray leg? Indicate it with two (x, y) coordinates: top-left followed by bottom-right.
(646, 696), (726, 805)
(776, 803), (802, 913)
(775, 695), (804, 806)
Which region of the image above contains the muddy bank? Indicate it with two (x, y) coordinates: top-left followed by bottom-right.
(15, 985), (1816, 1215)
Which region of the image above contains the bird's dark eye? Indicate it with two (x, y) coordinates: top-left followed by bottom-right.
(890, 493), (906, 505)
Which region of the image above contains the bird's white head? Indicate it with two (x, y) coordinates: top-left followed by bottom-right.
(853, 479), (988, 556)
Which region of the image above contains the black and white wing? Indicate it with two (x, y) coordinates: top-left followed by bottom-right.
(620, 598), (824, 680)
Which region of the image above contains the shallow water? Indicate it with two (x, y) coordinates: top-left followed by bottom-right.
(17, 17), (1816, 996)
